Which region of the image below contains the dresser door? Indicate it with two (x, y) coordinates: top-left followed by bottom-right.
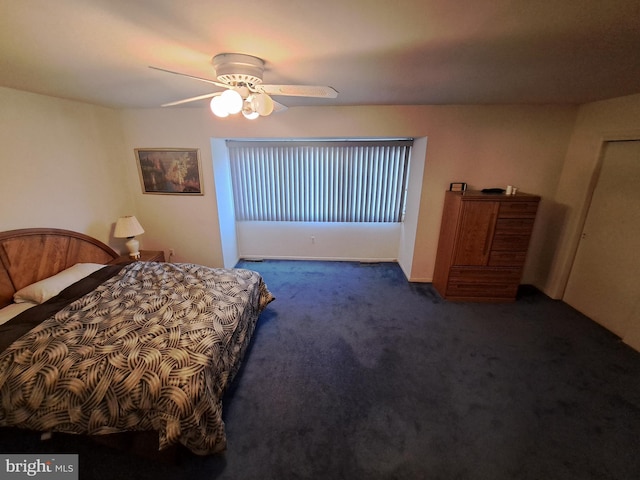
(452, 201), (499, 266)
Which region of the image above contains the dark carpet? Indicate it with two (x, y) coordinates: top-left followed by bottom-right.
(1, 260), (638, 479)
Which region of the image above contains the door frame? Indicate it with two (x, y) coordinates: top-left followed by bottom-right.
(562, 129), (640, 299)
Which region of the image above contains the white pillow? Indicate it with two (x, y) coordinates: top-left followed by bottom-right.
(0, 302), (37, 325)
(13, 263), (105, 304)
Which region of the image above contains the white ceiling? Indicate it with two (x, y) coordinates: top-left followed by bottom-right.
(1, 0), (639, 109)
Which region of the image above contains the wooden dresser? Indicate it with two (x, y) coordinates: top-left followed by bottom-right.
(432, 190), (540, 302)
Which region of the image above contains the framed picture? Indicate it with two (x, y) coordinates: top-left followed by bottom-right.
(449, 182), (467, 192)
(135, 148), (203, 195)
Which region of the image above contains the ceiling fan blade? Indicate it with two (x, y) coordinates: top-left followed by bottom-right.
(149, 66), (229, 89)
(256, 84), (338, 98)
(272, 100), (288, 113)
(161, 92), (221, 107)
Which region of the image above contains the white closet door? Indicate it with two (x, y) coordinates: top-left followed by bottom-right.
(563, 140), (640, 349)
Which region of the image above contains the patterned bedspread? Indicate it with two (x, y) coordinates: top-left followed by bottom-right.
(0, 262), (274, 455)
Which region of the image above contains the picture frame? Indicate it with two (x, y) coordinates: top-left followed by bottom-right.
(449, 182), (467, 192)
(135, 148), (203, 195)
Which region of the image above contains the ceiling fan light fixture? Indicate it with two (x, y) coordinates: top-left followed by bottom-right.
(210, 96), (229, 117)
(220, 89), (243, 114)
(254, 93), (275, 116)
(242, 95), (260, 120)
(242, 109), (259, 120)
(235, 86), (250, 98)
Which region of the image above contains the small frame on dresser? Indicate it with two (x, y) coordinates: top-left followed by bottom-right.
(449, 182), (467, 192)
(135, 148), (203, 195)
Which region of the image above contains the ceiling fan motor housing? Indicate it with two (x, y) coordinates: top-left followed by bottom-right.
(213, 53), (264, 86)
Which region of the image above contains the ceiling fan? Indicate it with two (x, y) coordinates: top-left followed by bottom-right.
(150, 53), (338, 119)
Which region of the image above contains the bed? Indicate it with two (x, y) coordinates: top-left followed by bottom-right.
(0, 228), (274, 455)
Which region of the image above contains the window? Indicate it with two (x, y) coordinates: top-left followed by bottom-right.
(227, 140), (412, 222)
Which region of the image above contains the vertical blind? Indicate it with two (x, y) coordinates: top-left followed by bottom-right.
(227, 140), (412, 222)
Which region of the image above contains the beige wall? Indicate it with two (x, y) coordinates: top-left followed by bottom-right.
(0, 87), (131, 250)
(121, 105), (577, 285)
(544, 93), (640, 298)
(119, 108), (224, 267)
(2, 85), (582, 296)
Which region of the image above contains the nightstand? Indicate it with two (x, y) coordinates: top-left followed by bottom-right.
(108, 250), (166, 265)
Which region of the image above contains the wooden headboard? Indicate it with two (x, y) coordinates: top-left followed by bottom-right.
(0, 228), (119, 308)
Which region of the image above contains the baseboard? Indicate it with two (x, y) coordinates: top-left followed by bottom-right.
(407, 276), (432, 283)
(239, 255), (398, 263)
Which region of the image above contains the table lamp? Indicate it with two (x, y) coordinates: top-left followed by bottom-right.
(114, 215), (145, 259)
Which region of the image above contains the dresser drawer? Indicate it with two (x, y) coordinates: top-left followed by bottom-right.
(445, 282), (519, 299)
(498, 201), (539, 217)
(492, 233), (533, 251)
(447, 267), (521, 299)
(488, 251), (528, 266)
(494, 218), (535, 235)
(449, 266), (522, 283)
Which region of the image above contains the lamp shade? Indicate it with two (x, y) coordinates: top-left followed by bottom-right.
(114, 216), (145, 238)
